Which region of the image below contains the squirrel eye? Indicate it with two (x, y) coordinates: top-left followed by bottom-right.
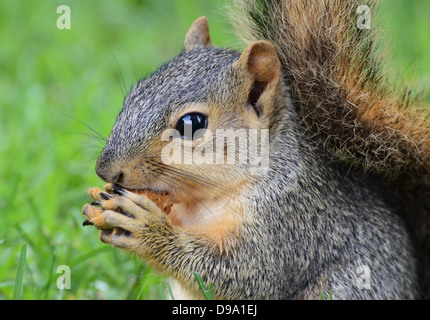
(175, 113), (208, 140)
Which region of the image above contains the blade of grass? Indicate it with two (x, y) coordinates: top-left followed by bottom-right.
(13, 224), (37, 254)
(157, 284), (165, 300)
(69, 246), (114, 268)
(13, 244), (27, 300)
(166, 281), (175, 300)
(41, 253), (57, 299)
(193, 272), (214, 300)
(126, 262), (146, 300)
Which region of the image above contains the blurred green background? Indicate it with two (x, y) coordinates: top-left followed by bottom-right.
(0, 0), (429, 300)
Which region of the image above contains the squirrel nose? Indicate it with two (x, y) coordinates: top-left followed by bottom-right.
(96, 166), (124, 184)
(95, 166), (109, 182)
(95, 154), (124, 184)
(112, 172), (124, 184)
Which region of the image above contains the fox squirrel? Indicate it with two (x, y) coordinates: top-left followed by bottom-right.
(82, 0), (430, 299)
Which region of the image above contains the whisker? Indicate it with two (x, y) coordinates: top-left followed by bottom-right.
(100, 41), (128, 98)
(145, 169), (222, 224)
(150, 162), (224, 201)
(149, 165), (248, 227)
(79, 142), (104, 151)
(69, 131), (107, 145)
(148, 160), (250, 203)
(53, 106), (108, 143)
(68, 115), (108, 143)
(149, 168), (219, 220)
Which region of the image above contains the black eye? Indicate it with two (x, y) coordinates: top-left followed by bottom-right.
(175, 113), (208, 140)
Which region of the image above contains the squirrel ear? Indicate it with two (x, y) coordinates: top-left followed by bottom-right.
(184, 16), (213, 52)
(236, 41), (281, 117)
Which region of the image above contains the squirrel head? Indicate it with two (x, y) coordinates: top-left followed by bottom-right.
(95, 17), (284, 203)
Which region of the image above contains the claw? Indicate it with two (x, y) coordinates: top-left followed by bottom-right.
(82, 219), (93, 226)
(112, 184), (126, 196)
(88, 187), (114, 201)
(100, 192), (114, 200)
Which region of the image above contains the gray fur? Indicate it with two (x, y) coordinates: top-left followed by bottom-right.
(98, 47), (240, 171)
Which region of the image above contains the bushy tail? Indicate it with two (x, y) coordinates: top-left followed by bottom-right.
(229, 0), (430, 298)
(230, 0), (430, 185)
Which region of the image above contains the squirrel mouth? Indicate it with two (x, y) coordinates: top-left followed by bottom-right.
(111, 183), (169, 195)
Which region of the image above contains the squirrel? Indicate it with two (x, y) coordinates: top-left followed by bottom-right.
(82, 0), (430, 299)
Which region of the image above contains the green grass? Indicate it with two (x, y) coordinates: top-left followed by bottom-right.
(0, 0), (429, 300)
(12, 244), (26, 300)
(194, 272), (214, 300)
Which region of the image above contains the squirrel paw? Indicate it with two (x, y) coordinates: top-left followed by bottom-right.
(82, 186), (170, 250)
